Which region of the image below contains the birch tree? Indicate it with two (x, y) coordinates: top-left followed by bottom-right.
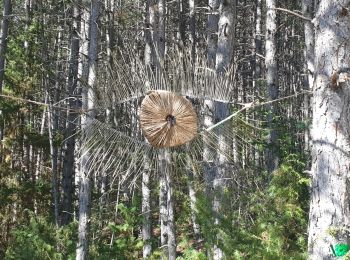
(265, 0), (279, 173)
(141, 156), (152, 258)
(142, 1), (154, 258)
(76, 0), (101, 259)
(307, 1), (350, 258)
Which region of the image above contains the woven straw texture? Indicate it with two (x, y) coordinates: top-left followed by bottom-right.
(139, 90), (198, 148)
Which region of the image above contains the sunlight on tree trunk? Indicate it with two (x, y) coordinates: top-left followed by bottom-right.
(302, 0), (314, 153)
(76, 1), (100, 259)
(265, 0), (279, 173)
(308, 1), (350, 258)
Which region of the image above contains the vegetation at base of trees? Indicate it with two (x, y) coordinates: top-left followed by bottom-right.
(2, 153), (310, 259)
(195, 153), (309, 259)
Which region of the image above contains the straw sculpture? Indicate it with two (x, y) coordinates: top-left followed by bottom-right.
(139, 90), (198, 148)
(79, 50), (263, 184)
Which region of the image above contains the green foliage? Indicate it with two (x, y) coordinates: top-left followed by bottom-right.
(176, 239), (207, 260)
(6, 19), (42, 94)
(5, 213), (77, 260)
(89, 203), (143, 259)
(196, 154), (309, 259)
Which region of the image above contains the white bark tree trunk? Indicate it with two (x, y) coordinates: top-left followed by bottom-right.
(187, 154), (201, 241)
(166, 153), (176, 260)
(308, 1), (350, 259)
(265, 0), (279, 173)
(302, 0), (315, 153)
(76, 0), (100, 259)
(142, 154), (152, 258)
(159, 149), (169, 257)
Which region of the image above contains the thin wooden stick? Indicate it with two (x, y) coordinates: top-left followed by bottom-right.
(0, 94), (81, 113)
(272, 7), (312, 22)
(205, 90), (312, 132)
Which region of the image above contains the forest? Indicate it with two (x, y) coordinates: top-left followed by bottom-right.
(0, 0), (349, 259)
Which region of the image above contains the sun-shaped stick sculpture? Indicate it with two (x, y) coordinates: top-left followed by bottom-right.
(79, 50), (262, 184)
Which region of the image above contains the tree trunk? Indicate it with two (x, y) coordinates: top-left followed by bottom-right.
(48, 102), (60, 227)
(307, 1), (350, 259)
(215, 0), (235, 73)
(143, 2), (154, 257)
(166, 154), (176, 260)
(207, 0), (219, 67)
(212, 2), (235, 259)
(0, 0), (11, 92)
(187, 154), (201, 241)
(144, 0), (153, 67)
(254, 0), (262, 85)
(48, 28), (64, 227)
(204, 0), (219, 199)
(142, 154), (152, 258)
(188, 0), (196, 61)
(61, 0), (81, 226)
(159, 149), (169, 257)
(158, 0), (166, 59)
(302, 0), (315, 153)
(265, 0), (279, 173)
(76, 0), (100, 259)
(0, 0), (11, 161)
(177, 0), (186, 45)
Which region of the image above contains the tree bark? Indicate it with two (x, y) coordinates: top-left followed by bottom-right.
(142, 154), (152, 258)
(144, 0), (153, 68)
(265, 0), (279, 173)
(207, 0), (219, 67)
(166, 154), (176, 260)
(48, 28), (64, 227)
(0, 0), (11, 161)
(76, 0), (100, 259)
(159, 149), (169, 257)
(188, 0), (196, 61)
(254, 0), (262, 85)
(47, 101), (60, 227)
(302, 0), (315, 153)
(177, 0), (186, 45)
(157, 0), (166, 59)
(212, 2), (235, 259)
(0, 0), (11, 92)
(61, 0), (81, 226)
(215, 0), (235, 73)
(307, 1), (350, 259)
(187, 154), (201, 241)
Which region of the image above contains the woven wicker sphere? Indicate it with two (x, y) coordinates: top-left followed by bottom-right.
(139, 90), (198, 148)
